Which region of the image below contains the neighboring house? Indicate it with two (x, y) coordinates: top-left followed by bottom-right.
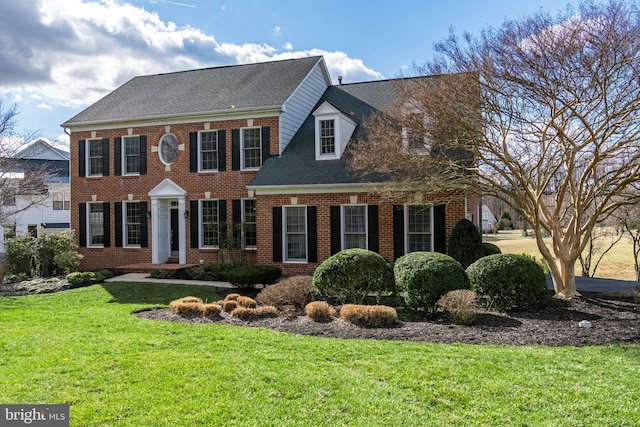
(0, 139), (71, 252)
(62, 56), (480, 274)
(481, 205), (497, 232)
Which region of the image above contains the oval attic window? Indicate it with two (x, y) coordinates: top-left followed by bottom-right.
(159, 133), (179, 164)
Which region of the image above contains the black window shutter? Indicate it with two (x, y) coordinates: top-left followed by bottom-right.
(307, 206), (317, 263)
(78, 140), (86, 177)
(190, 200), (199, 248)
(140, 201), (148, 247)
(367, 205), (379, 253)
(79, 203), (86, 247)
(103, 202), (111, 248)
(102, 138), (110, 176)
(261, 126), (271, 165)
(218, 200), (227, 242)
(114, 137), (122, 176)
(330, 205), (341, 255)
(392, 205), (405, 260)
(232, 199), (241, 241)
(115, 202), (123, 248)
(433, 204), (447, 253)
(218, 130), (226, 171)
(139, 136), (147, 175)
(272, 207), (282, 262)
(189, 132), (198, 173)
(231, 129), (240, 170)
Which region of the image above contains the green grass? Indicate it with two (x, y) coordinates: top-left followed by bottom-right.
(1, 283), (639, 426)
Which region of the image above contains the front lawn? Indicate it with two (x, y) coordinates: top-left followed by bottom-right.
(0, 282), (638, 426)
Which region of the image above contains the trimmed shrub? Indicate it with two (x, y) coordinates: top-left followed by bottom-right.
(448, 219), (484, 268)
(437, 289), (480, 325)
(313, 249), (394, 304)
(236, 296), (257, 308)
(4, 235), (35, 277)
(202, 303), (222, 318)
(467, 254), (548, 311)
(481, 242), (502, 257)
(66, 271), (97, 287)
(34, 231), (76, 276)
(185, 262), (234, 281)
(226, 265), (282, 288)
(394, 252), (469, 317)
(256, 276), (314, 311)
(53, 250), (83, 274)
(305, 301), (337, 321)
(150, 269), (175, 279)
(231, 306), (279, 320)
(339, 304), (398, 326)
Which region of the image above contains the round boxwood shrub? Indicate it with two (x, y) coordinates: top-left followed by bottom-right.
(481, 242), (502, 257)
(313, 249), (394, 304)
(467, 253), (548, 311)
(394, 251), (469, 317)
(448, 219), (484, 268)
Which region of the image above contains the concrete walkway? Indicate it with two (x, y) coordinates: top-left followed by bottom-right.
(106, 272), (638, 294)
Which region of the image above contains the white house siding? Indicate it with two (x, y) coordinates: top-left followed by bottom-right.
(279, 61), (330, 154)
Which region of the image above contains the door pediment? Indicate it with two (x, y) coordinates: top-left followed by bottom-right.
(148, 178), (186, 198)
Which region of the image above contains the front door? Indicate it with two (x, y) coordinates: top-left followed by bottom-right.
(170, 206), (179, 256)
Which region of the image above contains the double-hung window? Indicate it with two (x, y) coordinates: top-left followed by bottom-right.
(242, 199), (257, 249)
(406, 205), (432, 252)
(201, 200), (220, 248)
(53, 192), (71, 210)
(342, 205), (367, 249)
(88, 203), (105, 246)
(124, 202), (142, 247)
(241, 127), (262, 169)
(123, 136), (141, 175)
(199, 130), (218, 171)
(320, 119), (335, 155)
(87, 138), (104, 176)
(284, 206), (307, 262)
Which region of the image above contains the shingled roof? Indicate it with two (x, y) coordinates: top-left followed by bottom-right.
(249, 78), (403, 188)
(62, 56), (324, 128)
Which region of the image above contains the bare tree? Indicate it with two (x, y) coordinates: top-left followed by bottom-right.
(349, 0), (640, 298)
(0, 102), (50, 230)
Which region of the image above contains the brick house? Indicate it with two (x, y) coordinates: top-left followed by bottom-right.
(62, 56), (479, 274)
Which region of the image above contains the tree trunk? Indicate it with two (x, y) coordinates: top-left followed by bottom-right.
(550, 258), (577, 299)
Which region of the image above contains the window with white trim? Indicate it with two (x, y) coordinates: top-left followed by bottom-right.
(53, 192), (71, 210)
(342, 205), (367, 249)
(284, 206), (307, 261)
(123, 136), (141, 174)
(88, 203), (104, 247)
(406, 204), (432, 252)
(241, 127), (261, 169)
(201, 200), (220, 248)
(199, 130), (218, 171)
(87, 138), (104, 176)
(319, 119), (336, 155)
(242, 198), (257, 249)
(124, 202), (142, 247)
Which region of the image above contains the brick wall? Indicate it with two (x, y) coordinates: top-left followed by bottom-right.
(70, 117), (278, 270)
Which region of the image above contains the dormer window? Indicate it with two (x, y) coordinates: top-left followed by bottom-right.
(313, 101), (356, 161)
(320, 120), (336, 155)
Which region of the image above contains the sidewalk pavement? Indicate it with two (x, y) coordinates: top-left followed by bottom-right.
(106, 272), (637, 294)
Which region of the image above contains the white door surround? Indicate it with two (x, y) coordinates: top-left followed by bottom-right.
(148, 178), (187, 264)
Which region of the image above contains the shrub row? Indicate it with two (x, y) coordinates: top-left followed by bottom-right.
(5, 232), (82, 278)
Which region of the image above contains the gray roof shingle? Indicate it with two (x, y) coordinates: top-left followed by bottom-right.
(62, 56), (323, 127)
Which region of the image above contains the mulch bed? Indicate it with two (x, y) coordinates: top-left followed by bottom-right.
(3, 277), (638, 347)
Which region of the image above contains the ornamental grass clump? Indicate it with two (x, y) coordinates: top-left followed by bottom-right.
(394, 252), (469, 317)
(339, 304), (398, 327)
(169, 298), (204, 317)
(231, 306), (279, 320)
(313, 248), (395, 304)
(437, 289), (481, 325)
(236, 296), (257, 308)
(222, 300), (238, 313)
(224, 293), (241, 301)
(305, 301), (337, 321)
(201, 303), (222, 318)
(256, 276), (314, 311)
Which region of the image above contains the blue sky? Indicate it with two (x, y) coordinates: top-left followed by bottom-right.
(0, 0), (579, 145)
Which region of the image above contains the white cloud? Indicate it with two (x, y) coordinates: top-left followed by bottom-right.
(273, 25), (282, 35)
(37, 103), (53, 110)
(0, 0), (383, 113)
